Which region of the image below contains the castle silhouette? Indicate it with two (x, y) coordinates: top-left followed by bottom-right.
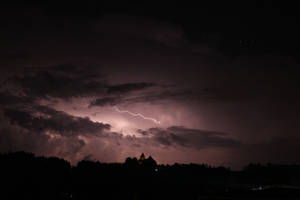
(125, 153), (157, 167)
(138, 153), (157, 166)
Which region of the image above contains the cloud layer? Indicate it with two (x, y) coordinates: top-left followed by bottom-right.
(1, 6), (300, 168)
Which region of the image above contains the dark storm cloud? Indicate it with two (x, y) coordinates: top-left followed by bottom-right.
(89, 97), (122, 107)
(127, 88), (243, 103)
(141, 126), (241, 149)
(95, 57), (300, 106)
(89, 85), (258, 108)
(0, 92), (32, 105)
(14, 65), (107, 99)
(12, 64), (155, 100)
(88, 82), (155, 107)
(88, 88), (229, 107)
(107, 82), (155, 95)
(4, 106), (110, 137)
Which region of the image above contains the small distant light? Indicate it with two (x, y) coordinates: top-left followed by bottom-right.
(155, 168), (158, 172)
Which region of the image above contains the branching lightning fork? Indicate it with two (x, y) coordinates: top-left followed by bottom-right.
(114, 106), (161, 125)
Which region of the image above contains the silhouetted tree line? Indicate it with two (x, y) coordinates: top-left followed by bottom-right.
(1, 151), (300, 200)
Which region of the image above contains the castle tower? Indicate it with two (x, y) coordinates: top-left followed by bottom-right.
(139, 153), (145, 164)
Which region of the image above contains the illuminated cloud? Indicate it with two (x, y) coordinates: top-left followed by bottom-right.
(1, 3), (300, 168)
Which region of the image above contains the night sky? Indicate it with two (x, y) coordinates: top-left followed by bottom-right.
(1, 1), (300, 169)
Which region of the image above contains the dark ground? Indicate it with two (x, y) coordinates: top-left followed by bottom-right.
(1, 152), (300, 200)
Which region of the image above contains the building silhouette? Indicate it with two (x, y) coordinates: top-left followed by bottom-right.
(139, 153), (146, 164)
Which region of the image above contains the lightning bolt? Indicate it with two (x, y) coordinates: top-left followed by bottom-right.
(113, 106), (161, 125)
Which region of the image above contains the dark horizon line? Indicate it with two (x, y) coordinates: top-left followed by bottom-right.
(2, 150), (300, 171)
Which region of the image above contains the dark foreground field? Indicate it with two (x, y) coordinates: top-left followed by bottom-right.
(1, 152), (300, 200)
